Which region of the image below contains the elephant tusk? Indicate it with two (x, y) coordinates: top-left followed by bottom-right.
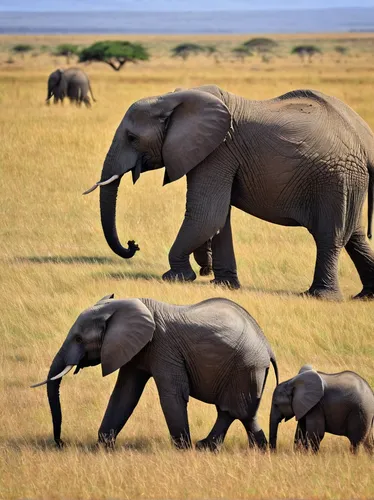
(30, 365), (74, 388)
(83, 183), (99, 195)
(96, 175), (120, 186)
(83, 175), (120, 195)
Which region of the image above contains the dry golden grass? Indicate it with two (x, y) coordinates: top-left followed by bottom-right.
(0, 34), (374, 499)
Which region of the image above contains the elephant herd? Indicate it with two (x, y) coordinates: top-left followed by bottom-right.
(35, 76), (374, 454)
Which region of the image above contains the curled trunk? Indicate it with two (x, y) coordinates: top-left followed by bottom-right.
(99, 180), (138, 259)
(47, 352), (66, 447)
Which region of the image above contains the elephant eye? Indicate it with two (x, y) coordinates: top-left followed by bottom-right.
(75, 335), (83, 344)
(127, 132), (137, 143)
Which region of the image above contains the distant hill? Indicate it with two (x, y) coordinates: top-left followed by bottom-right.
(1, 0), (374, 12)
(1, 7), (374, 34)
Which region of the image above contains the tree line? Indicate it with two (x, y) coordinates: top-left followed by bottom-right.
(8, 38), (350, 70)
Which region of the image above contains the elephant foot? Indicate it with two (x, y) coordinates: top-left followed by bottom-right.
(171, 435), (192, 450)
(98, 432), (116, 450)
(55, 439), (64, 449)
(352, 287), (374, 300)
(301, 287), (343, 302)
(195, 438), (222, 452)
(199, 265), (213, 277)
(211, 277), (241, 290)
(162, 269), (196, 283)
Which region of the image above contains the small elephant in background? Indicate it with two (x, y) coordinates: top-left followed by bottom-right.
(269, 365), (374, 453)
(46, 67), (96, 107)
(32, 295), (278, 451)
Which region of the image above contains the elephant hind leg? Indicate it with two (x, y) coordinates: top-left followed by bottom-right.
(193, 240), (213, 276)
(196, 407), (234, 452)
(241, 416), (267, 450)
(345, 227), (374, 299)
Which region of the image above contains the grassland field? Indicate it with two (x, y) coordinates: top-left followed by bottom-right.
(0, 33), (374, 499)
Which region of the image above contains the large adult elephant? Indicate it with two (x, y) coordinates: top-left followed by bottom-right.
(32, 295), (278, 450)
(84, 85), (374, 300)
(46, 67), (96, 107)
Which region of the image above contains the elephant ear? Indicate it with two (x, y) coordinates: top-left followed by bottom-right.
(292, 369), (325, 421)
(101, 299), (155, 377)
(158, 89), (232, 184)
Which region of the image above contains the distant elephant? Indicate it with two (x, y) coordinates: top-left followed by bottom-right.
(46, 67), (96, 107)
(269, 365), (374, 453)
(32, 295), (278, 450)
(84, 85), (374, 300)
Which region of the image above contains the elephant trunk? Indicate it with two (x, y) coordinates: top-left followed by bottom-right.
(99, 179), (139, 259)
(47, 351), (66, 447)
(269, 405), (283, 451)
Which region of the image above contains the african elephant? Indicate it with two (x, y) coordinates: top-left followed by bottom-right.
(269, 365), (374, 453)
(46, 67), (96, 107)
(84, 85), (374, 300)
(32, 295), (278, 450)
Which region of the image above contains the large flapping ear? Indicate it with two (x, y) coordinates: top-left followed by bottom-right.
(101, 299), (155, 377)
(291, 369), (325, 421)
(156, 89), (231, 184)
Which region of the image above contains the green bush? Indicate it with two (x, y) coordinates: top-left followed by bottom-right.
(79, 41), (149, 71)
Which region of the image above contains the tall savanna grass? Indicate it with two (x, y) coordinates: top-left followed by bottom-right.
(0, 33), (373, 499)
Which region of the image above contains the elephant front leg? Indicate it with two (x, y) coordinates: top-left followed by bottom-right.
(98, 367), (150, 449)
(196, 407), (235, 452)
(162, 161), (235, 284)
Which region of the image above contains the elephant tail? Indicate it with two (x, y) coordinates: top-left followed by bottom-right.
(269, 352), (279, 386)
(89, 82), (97, 102)
(368, 165), (373, 239)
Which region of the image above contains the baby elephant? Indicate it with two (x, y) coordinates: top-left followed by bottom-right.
(269, 365), (374, 453)
(32, 296), (278, 450)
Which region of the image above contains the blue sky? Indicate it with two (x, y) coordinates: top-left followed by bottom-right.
(1, 0), (373, 11)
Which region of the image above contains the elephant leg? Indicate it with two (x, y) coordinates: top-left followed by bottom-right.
(242, 416), (267, 450)
(305, 238), (343, 301)
(82, 96), (91, 108)
(345, 227), (374, 299)
(155, 369), (191, 449)
(98, 367), (150, 448)
(294, 419), (308, 451)
(210, 209), (240, 289)
(162, 162), (234, 284)
(193, 240), (213, 276)
(196, 407), (235, 451)
(304, 407), (325, 453)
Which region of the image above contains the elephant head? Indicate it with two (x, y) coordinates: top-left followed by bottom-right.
(83, 86), (231, 259)
(31, 295), (155, 447)
(46, 69), (66, 103)
(269, 365), (325, 450)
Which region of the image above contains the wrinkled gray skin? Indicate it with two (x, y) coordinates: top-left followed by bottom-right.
(87, 85), (374, 300)
(46, 67), (96, 107)
(32, 295), (278, 450)
(269, 365), (374, 453)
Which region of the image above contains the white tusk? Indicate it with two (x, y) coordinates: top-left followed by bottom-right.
(50, 365), (74, 381)
(83, 183), (99, 195)
(30, 365), (74, 388)
(96, 175), (120, 186)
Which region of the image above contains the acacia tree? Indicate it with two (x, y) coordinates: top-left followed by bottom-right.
(291, 45), (322, 62)
(231, 45), (252, 63)
(79, 41), (149, 71)
(243, 37), (278, 55)
(171, 43), (205, 61)
(12, 44), (33, 59)
(54, 44), (79, 64)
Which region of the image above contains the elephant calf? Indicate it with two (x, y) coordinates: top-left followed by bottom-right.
(46, 67), (96, 107)
(32, 295), (278, 450)
(270, 365), (374, 453)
